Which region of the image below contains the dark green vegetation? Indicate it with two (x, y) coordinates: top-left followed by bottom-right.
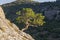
(2, 0), (60, 40)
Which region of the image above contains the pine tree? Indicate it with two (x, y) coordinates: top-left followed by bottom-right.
(16, 8), (45, 31)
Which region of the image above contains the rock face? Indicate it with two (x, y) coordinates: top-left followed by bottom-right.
(0, 6), (34, 40)
(0, 6), (5, 19)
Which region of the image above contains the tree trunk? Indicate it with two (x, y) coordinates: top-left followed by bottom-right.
(22, 19), (30, 31)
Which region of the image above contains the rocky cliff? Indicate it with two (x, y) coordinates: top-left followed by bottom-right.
(0, 6), (34, 40)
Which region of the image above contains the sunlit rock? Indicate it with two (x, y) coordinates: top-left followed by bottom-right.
(0, 6), (34, 40)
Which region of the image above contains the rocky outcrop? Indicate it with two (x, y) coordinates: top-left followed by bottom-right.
(0, 7), (5, 19)
(0, 6), (34, 40)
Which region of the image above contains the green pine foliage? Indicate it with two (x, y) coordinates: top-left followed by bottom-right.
(16, 8), (45, 27)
